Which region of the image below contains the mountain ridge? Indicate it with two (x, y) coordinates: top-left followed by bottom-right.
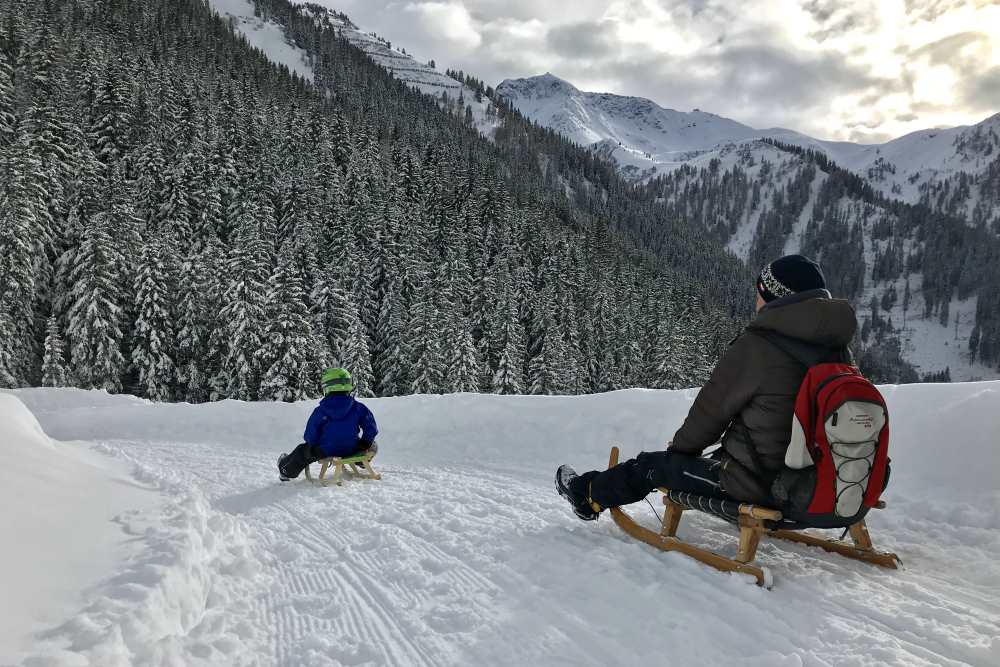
(497, 73), (1000, 204)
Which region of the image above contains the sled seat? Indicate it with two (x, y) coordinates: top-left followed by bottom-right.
(304, 452), (381, 487)
(606, 447), (900, 589)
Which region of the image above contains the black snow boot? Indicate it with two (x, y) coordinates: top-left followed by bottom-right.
(555, 465), (602, 521)
(277, 453), (290, 482)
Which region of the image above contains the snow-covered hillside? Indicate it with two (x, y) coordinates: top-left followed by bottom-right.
(497, 74), (1000, 205)
(207, 0), (315, 80)
(4, 386), (999, 665)
(321, 10), (499, 137)
(652, 140), (998, 382)
(207, 1), (499, 137)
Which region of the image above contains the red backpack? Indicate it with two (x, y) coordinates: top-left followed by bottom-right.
(761, 333), (890, 522)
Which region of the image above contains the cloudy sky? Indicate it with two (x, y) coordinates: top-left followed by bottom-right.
(319, 0), (999, 143)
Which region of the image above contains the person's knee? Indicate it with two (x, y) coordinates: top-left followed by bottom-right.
(634, 450), (680, 488)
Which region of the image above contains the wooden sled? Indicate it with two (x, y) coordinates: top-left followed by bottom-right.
(605, 447), (899, 589)
(305, 452), (381, 487)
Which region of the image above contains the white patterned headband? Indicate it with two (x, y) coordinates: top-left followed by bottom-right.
(758, 263), (794, 300)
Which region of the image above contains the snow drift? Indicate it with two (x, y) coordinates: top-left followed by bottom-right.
(4, 384), (1000, 666)
(0, 394), (159, 664)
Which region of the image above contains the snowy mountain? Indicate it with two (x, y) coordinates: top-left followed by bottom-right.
(497, 74), (1000, 207)
(5, 385), (1000, 664)
(497, 73), (765, 179)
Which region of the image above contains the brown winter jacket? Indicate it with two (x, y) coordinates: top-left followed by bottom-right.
(670, 289), (858, 504)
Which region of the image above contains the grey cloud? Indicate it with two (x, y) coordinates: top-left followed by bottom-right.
(960, 65), (1000, 112)
(802, 0), (880, 43)
(581, 39), (892, 135)
(546, 22), (618, 59)
(710, 42), (883, 110)
(910, 32), (989, 66)
(904, 0), (970, 22)
(802, 0), (836, 23)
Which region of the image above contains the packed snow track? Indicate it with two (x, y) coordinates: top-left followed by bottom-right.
(3, 386), (999, 666)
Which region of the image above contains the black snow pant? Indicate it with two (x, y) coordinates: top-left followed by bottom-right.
(279, 443), (324, 479)
(589, 451), (727, 509)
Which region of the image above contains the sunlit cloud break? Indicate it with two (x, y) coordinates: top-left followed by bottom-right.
(316, 0), (1000, 142)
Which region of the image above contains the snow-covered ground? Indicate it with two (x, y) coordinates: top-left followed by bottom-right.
(2, 385), (999, 666)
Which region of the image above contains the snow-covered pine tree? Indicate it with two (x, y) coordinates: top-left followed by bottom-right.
(371, 275), (405, 396)
(341, 305), (375, 398)
(131, 238), (177, 401)
(175, 243), (221, 403)
(258, 243), (322, 402)
(446, 324), (481, 393)
(210, 220), (268, 401)
(0, 160), (39, 386)
(0, 49), (15, 146)
(66, 213), (126, 392)
(526, 286), (568, 395)
(90, 61), (133, 165)
(41, 315), (69, 387)
(407, 294), (442, 395)
(311, 274), (354, 366)
(490, 292), (524, 395)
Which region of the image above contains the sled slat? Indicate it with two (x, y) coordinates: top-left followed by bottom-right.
(306, 454), (381, 487)
(768, 524), (900, 569)
(609, 505), (772, 587)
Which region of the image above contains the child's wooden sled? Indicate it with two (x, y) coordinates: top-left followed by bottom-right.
(605, 447), (899, 589)
(305, 452), (381, 487)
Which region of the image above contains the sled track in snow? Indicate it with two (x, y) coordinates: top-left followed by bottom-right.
(19, 429), (1000, 666)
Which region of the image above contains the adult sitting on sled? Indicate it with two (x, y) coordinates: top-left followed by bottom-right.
(557, 254), (860, 520)
(277, 367), (378, 482)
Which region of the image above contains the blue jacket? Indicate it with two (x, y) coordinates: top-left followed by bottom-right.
(304, 395), (378, 457)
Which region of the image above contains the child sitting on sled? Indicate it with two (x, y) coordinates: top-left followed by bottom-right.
(277, 367), (378, 481)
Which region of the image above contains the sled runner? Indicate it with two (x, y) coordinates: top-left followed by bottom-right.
(605, 447), (899, 589)
(305, 452), (381, 487)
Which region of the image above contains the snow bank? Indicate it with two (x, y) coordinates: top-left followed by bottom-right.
(0, 394), (159, 664)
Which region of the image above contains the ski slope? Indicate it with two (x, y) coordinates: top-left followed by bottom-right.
(3, 385), (999, 666)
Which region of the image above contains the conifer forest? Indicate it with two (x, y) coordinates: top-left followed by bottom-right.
(0, 0), (749, 402)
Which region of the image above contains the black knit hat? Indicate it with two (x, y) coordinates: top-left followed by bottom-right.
(756, 255), (826, 303)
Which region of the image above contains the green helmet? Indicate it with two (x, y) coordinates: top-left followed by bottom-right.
(321, 367), (354, 395)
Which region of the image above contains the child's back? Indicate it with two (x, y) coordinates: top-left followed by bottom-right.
(305, 394), (378, 458)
